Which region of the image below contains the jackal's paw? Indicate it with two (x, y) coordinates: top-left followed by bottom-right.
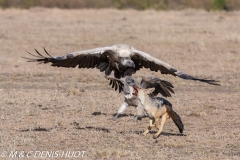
(153, 135), (159, 139)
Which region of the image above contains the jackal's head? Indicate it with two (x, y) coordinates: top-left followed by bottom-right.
(133, 85), (155, 104)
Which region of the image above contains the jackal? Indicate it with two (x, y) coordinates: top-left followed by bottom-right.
(134, 86), (184, 138)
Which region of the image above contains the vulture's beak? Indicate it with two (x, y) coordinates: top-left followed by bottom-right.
(128, 60), (135, 68)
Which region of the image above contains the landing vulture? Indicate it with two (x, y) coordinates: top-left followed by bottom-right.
(23, 44), (219, 85)
(106, 75), (175, 120)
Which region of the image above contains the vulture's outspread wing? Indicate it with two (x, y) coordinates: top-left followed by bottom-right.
(23, 46), (115, 76)
(131, 49), (220, 85)
(23, 44), (220, 85)
(140, 76), (174, 97)
(105, 76), (124, 93)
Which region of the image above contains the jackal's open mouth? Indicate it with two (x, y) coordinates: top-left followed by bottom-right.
(133, 85), (139, 96)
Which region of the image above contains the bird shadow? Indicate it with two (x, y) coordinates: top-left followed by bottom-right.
(119, 130), (186, 137)
(19, 126), (50, 132)
(112, 113), (135, 118)
(91, 112), (148, 121)
(91, 112), (107, 116)
(112, 113), (148, 119)
(75, 126), (110, 133)
(159, 132), (186, 136)
(149, 131), (186, 137)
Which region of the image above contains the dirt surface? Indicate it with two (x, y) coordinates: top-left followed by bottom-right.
(0, 8), (239, 159)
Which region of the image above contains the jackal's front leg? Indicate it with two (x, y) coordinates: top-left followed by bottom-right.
(143, 119), (155, 136)
(153, 113), (169, 139)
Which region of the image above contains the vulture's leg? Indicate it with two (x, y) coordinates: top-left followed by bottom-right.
(131, 115), (140, 121)
(113, 101), (128, 121)
(129, 103), (145, 121)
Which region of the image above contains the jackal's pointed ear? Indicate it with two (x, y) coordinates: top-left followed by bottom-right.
(146, 88), (155, 94)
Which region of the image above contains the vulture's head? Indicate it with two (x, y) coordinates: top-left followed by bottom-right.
(125, 76), (135, 85)
(125, 76), (141, 87)
(124, 76), (141, 96)
(120, 57), (135, 68)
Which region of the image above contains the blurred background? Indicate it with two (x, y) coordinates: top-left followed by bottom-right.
(0, 0), (239, 11)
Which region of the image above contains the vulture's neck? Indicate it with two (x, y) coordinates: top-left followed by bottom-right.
(118, 49), (131, 57)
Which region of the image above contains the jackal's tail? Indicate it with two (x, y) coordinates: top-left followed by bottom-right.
(169, 110), (184, 133)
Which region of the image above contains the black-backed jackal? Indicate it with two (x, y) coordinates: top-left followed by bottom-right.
(134, 86), (184, 138)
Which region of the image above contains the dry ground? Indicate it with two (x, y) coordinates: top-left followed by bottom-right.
(0, 8), (239, 159)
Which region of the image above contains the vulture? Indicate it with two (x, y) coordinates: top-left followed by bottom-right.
(106, 75), (175, 120)
(23, 44), (219, 85)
